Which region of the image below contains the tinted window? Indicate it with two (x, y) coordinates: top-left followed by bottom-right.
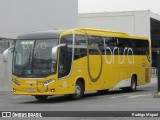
(74, 35), (87, 59)
(104, 37), (117, 55)
(117, 38), (132, 55)
(104, 37), (149, 55)
(132, 39), (149, 55)
(58, 35), (73, 78)
(88, 35), (103, 55)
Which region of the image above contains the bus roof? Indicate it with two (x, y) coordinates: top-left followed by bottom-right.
(17, 28), (148, 40)
(74, 28), (149, 40)
(18, 30), (64, 39)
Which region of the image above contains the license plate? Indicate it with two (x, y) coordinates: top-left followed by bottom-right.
(28, 88), (36, 92)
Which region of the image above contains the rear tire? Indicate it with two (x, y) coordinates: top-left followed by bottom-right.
(122, 76), (137, 92)
(70, 81), (84, 100)
(130, 76), (137, 92)
(34, 95), (48, 101)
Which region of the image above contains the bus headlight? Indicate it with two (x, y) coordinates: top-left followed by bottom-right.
(44, 79), (55, 86)
(12, 79), (20, 86)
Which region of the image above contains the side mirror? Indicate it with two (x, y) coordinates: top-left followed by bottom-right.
(52, 44), (66, 61)
(2, 46), (14, 62)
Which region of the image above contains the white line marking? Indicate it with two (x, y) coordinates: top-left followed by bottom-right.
(109, 94), (129, 99)
(128, 94), (152, 98)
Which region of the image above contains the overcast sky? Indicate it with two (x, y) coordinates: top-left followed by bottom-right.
(78, 0), (160, 14)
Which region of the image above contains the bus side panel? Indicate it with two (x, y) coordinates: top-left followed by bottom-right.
(103, 55), (150, 89)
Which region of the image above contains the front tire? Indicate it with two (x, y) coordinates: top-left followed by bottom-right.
(70, 81), (84, 100)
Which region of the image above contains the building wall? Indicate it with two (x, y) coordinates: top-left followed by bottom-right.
(0, 0), (78, 91)
(0, 0), (78, 38)
(79, 10), (150, 38)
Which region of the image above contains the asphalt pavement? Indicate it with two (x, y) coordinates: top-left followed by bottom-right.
(0, 78), (159, 120)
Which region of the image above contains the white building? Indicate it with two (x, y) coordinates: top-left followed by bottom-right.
(0, 0), (78, 91)
(79, 10), (160, 67)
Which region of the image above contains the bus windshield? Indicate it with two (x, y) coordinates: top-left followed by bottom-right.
(13, 39), (58, 78)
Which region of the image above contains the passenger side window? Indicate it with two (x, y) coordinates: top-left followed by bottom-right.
(104, 37), (117, 55)
(88, 35), (104, 55)
(74, 35), (87, 59)
(117, 38), (132, 55)
(132, 39), (149, 55)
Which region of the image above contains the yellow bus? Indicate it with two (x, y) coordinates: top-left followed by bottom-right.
(3, 28), (151, 100)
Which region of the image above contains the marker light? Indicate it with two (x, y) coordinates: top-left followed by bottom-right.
(44, 79), (55, 86)
(12, 79), (20, 86)
(13, 88), (16, 92)
(51, 89), (55, 92)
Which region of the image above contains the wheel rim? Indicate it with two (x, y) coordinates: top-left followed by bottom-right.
(75, 85), (81, 96)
